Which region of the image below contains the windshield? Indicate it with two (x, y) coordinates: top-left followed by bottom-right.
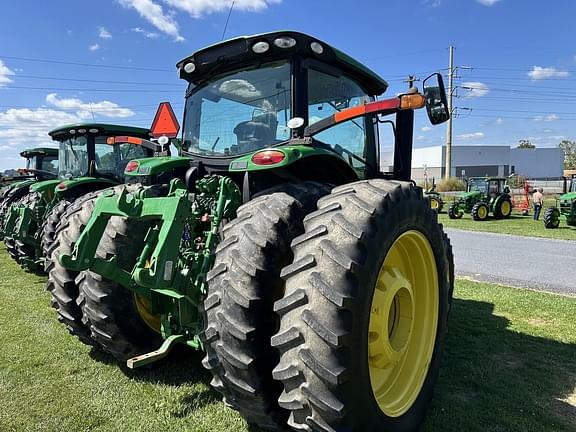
(59, 137), (89, 178)
(94, 137), (150, 180)
(468, 178), (488, 193)
(182, 61), (291, 157)
(25, 156), (36, 171)
(41, 155), (59, 175)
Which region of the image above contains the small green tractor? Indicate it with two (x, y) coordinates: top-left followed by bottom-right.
(448, 176), (513, 221)
(544, 176), (576, 228)
(3, 124), (166, 273)
(55, 31), (453, 432)
(0, 147), (59, 239)
(424, 178), (443, 212)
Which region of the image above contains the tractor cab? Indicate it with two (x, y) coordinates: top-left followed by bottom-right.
(172, 31), (448, 189)
(467, 177), (508, 198)
(48, 123), (163, 184)
(19, 147), (59, 181)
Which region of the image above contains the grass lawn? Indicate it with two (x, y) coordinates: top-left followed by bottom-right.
(438, 198), (576, 241)
(0, 251), (574, 432)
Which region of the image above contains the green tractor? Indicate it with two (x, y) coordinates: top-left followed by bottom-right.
(544, 176), (576, 228)
(447, 176), (513, 221)
(0, 147), (59, 239)
(424, 178), (443, 213)
(55, 31), (454, 432)
(3, 124), (166, 273)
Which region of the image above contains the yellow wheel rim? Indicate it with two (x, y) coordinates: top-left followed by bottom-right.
(501, 200), (511, 216)
(368, 230), (439, 418)
(477, 205), (488, 219)
(134, 294), (162, 334)
(430, 198), (438, 209)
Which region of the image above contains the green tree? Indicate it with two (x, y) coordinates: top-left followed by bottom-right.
(517, 139), (535, 149)
(559, 140), (576, 169)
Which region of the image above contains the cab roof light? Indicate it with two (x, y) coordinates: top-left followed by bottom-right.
(251, 150), (286, 166)
(274, 36), (296, 49)
(252, 41), (270, 54)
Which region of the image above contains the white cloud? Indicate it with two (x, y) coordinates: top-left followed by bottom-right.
(477, 0), (501, 6)
(0, 60), (15, 87)
(116, 0), (184, 41)
(495, 117), (503, 125)
(89, 43), (100, 51)
(461, 81), (489, 98)
(421, 126), (432, 132)
(527, 66), (569, 80)
(533, 114), (560, 122)
(45, 94), (135, 118)
(423, 0), (442, 6)
(99, 27), (112, 39)
(164, 0), (281, 17)
(457, 132), (485, 140)
(131, 27), (160, 38)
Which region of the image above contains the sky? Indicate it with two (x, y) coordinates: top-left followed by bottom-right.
(0, 0), (575, 171)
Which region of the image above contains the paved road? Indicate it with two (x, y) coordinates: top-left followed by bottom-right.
(445, 228), (576, 296)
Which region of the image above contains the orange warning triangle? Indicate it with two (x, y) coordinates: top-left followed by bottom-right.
(150, 102), (180, 138)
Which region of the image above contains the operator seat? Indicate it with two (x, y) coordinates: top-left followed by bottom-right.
(233, 112), (278, 153)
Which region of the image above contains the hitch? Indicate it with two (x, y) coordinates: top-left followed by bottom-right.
(126, 334), (185, 369)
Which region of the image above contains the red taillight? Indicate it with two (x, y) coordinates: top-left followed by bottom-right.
(251, 150), (285, 166)
(56, 182), (66, 190)
(126, 161), (140, 173)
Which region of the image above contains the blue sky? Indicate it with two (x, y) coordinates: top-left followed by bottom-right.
(1, 0), (575, 170)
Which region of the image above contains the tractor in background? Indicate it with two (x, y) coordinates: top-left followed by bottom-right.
(3, 124), (167, 273)
(424, 177), (444, 212)
(0, 147), (59, 239)
(448, 176), (513, 221)
(544, 175), (576, 228)
(55, 31), (453, 432)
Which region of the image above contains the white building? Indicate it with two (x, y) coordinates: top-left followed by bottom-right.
(410, 145), (564, 181)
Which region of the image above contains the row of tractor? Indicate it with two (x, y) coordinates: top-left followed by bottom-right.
(426, 174), (576, 229)
(2, 31), (455, 432)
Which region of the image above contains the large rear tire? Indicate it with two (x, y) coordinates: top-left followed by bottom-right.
(47, 191), (105, 347)
(471, 201), (489, 221)
(78, 184), (164, 361)
(493, 195), (512, 219)
(41, 199), (72, 269)
(202, 182), (331, 431)
(543, 207), (560, 229)
(272, 180), (452, 432)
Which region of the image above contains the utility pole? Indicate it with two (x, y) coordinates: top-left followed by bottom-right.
(445, 46), (454, 179)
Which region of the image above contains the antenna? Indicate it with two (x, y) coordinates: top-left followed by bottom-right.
(89, 102), (95, 121)
(221, 1), (235, 41)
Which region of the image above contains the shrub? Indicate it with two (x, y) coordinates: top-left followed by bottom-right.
(436, 177), (466, 192)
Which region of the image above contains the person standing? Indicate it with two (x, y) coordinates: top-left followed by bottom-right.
(533, 187), (544, 220)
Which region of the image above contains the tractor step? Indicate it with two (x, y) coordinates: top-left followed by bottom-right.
(126, 334), (184, 369)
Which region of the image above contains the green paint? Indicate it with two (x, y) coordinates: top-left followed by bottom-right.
(229, 144), (345, 172)
(60, 176), (241, 351)
(124, 156), (191, 177)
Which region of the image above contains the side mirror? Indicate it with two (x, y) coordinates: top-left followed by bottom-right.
(423, 73), (450, 125)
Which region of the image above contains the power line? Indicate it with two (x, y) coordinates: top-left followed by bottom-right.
(2, 85), (181, 93)
(0, 54), (174, 72)
(12, 74), (182, 86)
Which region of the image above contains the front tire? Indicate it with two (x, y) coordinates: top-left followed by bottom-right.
(272, 180), (452, 432)
(447, 202), (462, 219)
(493, 195), (512, 219)
(543, 207), (560, 229)
(428, 195), (443, 213)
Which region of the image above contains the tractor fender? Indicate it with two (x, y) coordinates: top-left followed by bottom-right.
(54, 177), (118, 200)
(123, 156), (191, 177)
(229, 145), (359, 186)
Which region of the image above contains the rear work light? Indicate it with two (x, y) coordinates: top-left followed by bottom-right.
(125, 161), (140, 173)
(251, 150), (286, 166)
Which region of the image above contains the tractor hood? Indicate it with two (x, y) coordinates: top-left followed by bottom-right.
(559, 191), (576, 203)
(456, 190), (481, 202)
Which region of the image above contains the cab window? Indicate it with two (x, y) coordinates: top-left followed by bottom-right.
(307, 68), (372, 178)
